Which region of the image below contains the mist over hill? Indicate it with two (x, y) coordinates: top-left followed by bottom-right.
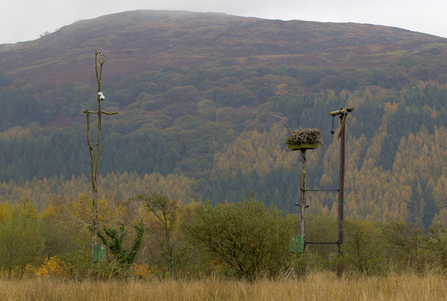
(2, 10), (447, 229)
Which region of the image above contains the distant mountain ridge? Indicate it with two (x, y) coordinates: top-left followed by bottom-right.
(0, 10), (444, 81)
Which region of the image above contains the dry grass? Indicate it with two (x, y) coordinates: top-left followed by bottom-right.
(0, 272), (446, 301)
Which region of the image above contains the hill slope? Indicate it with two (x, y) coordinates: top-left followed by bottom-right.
(0, 10), (445, 82)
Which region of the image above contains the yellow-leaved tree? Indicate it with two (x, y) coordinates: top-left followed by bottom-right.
(0, 202), (45, 278)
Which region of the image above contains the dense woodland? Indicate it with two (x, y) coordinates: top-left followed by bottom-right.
(2, 11), (447, 279)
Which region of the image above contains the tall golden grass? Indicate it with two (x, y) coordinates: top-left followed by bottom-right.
(0, 272), (446, 301)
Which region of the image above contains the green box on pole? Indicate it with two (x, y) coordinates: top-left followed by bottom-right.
(289, 235), (304, 252)
(92, 244), (106, 262)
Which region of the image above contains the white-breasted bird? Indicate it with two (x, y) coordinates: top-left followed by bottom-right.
(99, 52), (106, 57)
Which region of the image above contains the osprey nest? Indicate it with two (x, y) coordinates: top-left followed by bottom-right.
(285, 128), (324, 147)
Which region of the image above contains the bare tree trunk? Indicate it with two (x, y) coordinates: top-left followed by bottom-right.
(85, 110), (97, 245)
(83, 50), (117, 260)
(92, 50), (103, 247)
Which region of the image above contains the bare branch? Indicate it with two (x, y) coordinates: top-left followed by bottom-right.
(273, 114), (292, 136)
(100, 110), (119, 115)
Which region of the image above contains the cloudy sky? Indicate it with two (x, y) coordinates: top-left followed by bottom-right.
(1, 0), (446, 44)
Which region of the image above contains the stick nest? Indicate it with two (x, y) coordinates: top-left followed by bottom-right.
(285, 128), (324, 147)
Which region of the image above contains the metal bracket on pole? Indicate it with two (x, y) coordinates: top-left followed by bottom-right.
(329, 107), (355, 116)
(330, 108), (354, 137)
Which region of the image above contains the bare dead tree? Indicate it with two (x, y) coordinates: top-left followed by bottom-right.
(82, 50), (118, 259)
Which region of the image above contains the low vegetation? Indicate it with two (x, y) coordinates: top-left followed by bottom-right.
(1, 272), (447, 300)
(1, 192), (447, 284)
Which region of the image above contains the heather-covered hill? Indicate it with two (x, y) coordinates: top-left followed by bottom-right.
(0, 10), (445, 82)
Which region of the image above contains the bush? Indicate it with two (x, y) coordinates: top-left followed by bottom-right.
(186, 192), (295, 281)
(341, 219), (387, 275)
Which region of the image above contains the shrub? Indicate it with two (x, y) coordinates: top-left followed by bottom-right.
(186, 192), (295, 281)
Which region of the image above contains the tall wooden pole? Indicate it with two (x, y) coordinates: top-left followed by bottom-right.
(337, 116), (346, 255)
(92, 50), (104, 248)
(298, 149), (307, 237)
(83, 50), (117, 261)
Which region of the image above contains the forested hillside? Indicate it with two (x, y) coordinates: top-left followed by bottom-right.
(1, 10), (447, 230)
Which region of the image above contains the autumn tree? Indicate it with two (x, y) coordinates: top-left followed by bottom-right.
(134, 192), (181, 278)
(381, 220), (429, 272)
(427, 224), (447, 270)
(341, 219), (387, 275)
(186, 192), (295, 281)
(0, 203), (45, 278)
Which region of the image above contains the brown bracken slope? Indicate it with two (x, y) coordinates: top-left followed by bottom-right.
(0, 10), (446, 82)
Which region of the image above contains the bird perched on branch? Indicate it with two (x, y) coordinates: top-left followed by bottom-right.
(99, 52), (106, 57)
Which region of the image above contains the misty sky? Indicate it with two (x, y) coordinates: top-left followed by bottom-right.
(1, 0), (446, 45)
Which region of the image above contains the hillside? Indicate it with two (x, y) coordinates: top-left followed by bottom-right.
(0, 10), (445, 82)
(2, 10), (447, 229)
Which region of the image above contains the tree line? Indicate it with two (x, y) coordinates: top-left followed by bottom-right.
(2, 191), (447, 281)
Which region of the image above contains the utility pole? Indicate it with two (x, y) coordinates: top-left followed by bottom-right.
(329, 107), (354, 255)
(337, 116), (346, 255)
(82, 50), (118, 262)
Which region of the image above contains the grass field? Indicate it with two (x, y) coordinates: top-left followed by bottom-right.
(1, 272), (446, 300)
